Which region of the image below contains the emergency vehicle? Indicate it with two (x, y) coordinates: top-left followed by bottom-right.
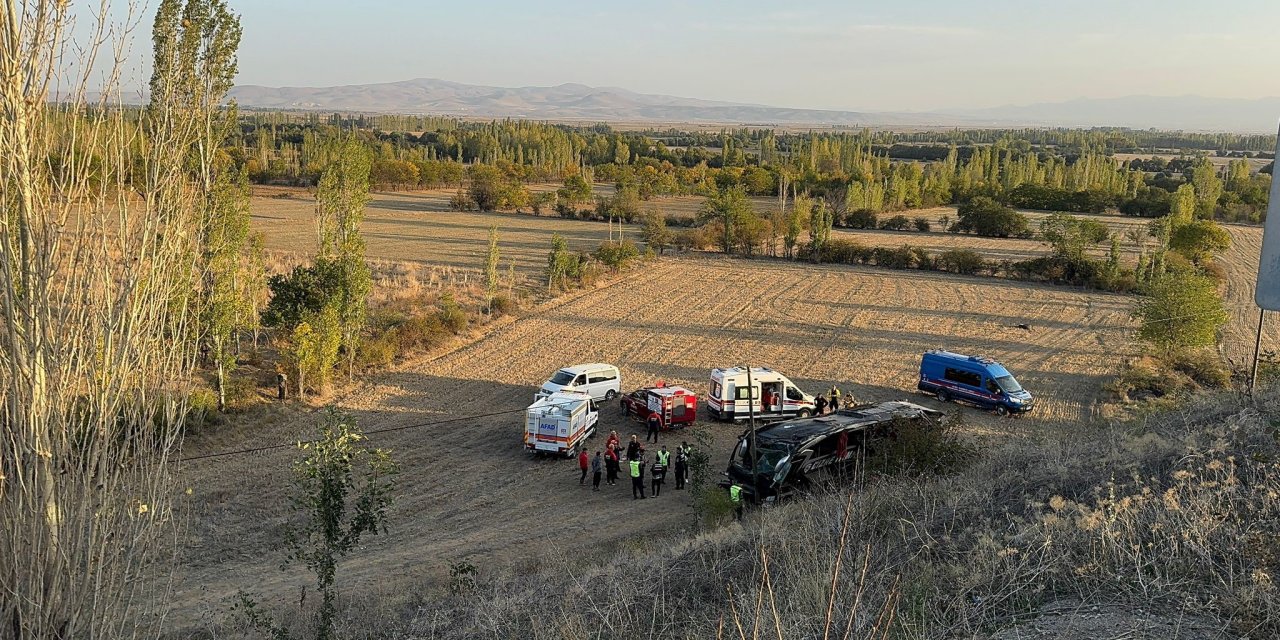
(706, 367), (815, 422)
(524, 390), (599, 457)
(917, 350), (1033, 416)
(620, 382), (697, 429)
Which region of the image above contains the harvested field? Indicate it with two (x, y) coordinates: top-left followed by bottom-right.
(250, 187), (618, 286)
(170, 252), (1138, 633)
(1219, 225), (1274, 366)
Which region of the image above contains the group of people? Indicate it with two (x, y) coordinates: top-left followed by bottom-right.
(578, 430), (691, 500)
(813, 385), (851, 416)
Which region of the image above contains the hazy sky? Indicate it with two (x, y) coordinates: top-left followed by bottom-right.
(108, 0), (1280, 111)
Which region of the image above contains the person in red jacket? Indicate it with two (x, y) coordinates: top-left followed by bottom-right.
(577, 449), (590, 485)
(604, 446), (620, 485)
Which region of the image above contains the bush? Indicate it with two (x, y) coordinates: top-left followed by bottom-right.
(489, 294), (516, 316)
(913, 217), (931, 232)
(1136, 271), (1228, 351)
(819, 238), (870, 264)
(878, 214), (912, 231)
(954, 197), (1029, 237)
(1169, 349), (1231, 389)
(436, 293), (468, 334)
(592, 240), (641, 273)
(866, 413), (976, 476)
(870, 245), (917, 269)
(844, 208), (878, 229)
(936, 248), (987, 275)
(261, 259), (344, 329)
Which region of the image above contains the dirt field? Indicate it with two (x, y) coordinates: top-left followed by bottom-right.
(1218, 225), (1274, 366)
(170, 248), (1139, 633)
(251, 187), (617, 286)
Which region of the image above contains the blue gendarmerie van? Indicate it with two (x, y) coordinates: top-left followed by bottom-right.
(917, 350), (1033, 416)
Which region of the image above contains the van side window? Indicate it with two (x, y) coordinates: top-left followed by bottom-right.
(735, 386), (758, 400)
(710, 381), (722, 398)
(985, 378), (1000, 393)
(574, 374), (587, 385)
(588, 373), (615, 384)
(785, 386), (802, 401)
(943, 367), (981, 388)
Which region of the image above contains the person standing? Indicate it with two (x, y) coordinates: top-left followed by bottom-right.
(729, 483), (744, 521)
(674, 441), (690, 490)
(830, 385), (842, 411)
(630, 456), (646, 499)
(646, 412), (662, 444)
(577, 449), (590, 485)
(651, 456), (666, 497)
(606, 430), (620, 456)
(605, 446), (620, 485)
(815, 394), (828, 416)
(627, 434), (643, 461)
(591, 450), (603, 491)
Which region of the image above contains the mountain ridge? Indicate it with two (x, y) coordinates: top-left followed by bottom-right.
(226, 78), (1279, 132)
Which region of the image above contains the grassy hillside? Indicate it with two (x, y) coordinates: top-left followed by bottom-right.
(213, 390), (1280, 639)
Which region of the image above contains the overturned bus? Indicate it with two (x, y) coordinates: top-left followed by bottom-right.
(723, 401), (943, 503)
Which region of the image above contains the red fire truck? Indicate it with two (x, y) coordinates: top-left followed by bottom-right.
(620, 382), (698, 430)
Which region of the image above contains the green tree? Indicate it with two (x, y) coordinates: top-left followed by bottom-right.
(1190, 159), (1223, 218)
(241, 409), (397, 640)
(640, 213), (673, 255)
(1039, 213), (1110, 262)
(1170, 183), (1197, 226)
(316, 139), (373, 379)
(783, 197), (806, 259)
(954, 197), (1029, 238)
(1169, 219), (1232, 265)
(288, 304), (342, 399)
(557, 173), (593, 209)
(808, 199), (833, 262)
(546, 233), (580, 291)
(697, 185), (753, 254)
(484, 226), (500, 313)
(202, 166), (252, 410)
(1136, 271), (1228, 351)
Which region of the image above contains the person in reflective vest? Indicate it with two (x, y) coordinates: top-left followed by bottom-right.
(729, 483), (744, 520)
(630, 457), (646, 500)
(829, 385), (842, 411)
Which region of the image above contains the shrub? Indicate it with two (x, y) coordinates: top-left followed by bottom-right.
(870, 245), (917, 269)
(937, 248), (987, 275)
(1136, 271), (1228, 351)
(1169, 349), (1231, 389)
(954, 197), (1029, 237)
(261, 259), (344, 329)
(866, 413), (976, 476)
(819, 238), (870, 264)
(437, 293), (468, 334)
(878, 214), (912, 231)
(1169, 219), (1232, 265)
(489, 294), (515, 316)
(844, 208), (878, 229)
(592, 240), (641, 273)
(913, 217), (931, 232)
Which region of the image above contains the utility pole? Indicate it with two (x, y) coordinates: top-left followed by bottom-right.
(745, 365), (758, 496)
(1252, 308), (1266, 394)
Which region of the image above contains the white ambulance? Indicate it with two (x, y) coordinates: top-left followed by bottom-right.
(706, 367), (815, 422)
(523, 390), (599, 457)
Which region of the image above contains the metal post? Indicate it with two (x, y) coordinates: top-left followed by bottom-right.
(745, 365), (757, 495)
(1251, 308), (1266, 394)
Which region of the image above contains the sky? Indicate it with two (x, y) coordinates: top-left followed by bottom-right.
(97, 0), (1280, 112)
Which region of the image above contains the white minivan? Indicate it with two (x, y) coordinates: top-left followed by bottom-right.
(537, 363), (622, 401)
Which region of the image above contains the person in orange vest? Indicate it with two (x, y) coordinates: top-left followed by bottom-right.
(577, 449), (589, 485)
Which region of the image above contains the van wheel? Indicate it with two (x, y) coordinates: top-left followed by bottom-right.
(796, 409), (811, 418)
(605, 390), (617, 401)
(936, 390), (951, 403)
(995, 405), (1009, 417)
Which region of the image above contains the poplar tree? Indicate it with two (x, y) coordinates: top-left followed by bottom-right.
(316, 139), (373, 379)
(809, 199), (834, 263)
(485, 225), (500, 313)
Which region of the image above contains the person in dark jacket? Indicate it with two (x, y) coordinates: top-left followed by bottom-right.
(604, 446), (620, 485)
(674, 441), (690, 490)
(590, 451), (603, 491)
(814, 394), (828, 415)
(626, 434), (643, 461)
(650, 458), (666, 497)
(646, 412), (662, 443)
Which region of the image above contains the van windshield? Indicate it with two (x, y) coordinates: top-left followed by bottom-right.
(549, 370), (577, 386)
(994, 375), (1023, 393)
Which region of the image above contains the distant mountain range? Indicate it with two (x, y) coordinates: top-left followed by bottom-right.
(227, 78), (1280, 133)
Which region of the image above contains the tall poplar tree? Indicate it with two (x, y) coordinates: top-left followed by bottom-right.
(316, 139), (373, 379)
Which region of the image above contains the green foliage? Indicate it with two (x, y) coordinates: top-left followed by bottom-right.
(468, 165), (529, 211)
(281, 408), (397, 640)
(936, 249), (987, 275)
(878, 214), (911, 231)
(808, 198), (833, 262)
(1170, 183), (1197, 226)
(436, 293), (468, 334)
(484, 226), (500, 313)
(1190, 159), (1224, 218)
(595, 186), (641, 222)
(288, 304), (342, 398)
(262, 260), (344, 330)
(698, 185), (754, 254)
(545, 233), (579, 291)
(640, 213), (673, 255)
(1039, 213), (1111, 261)
(593, 240), (640, 274)
(844, 208), (878, 229)
(866, 413), (976, 476)
(954, 197), (1029, 237)
(557, 173), (593, 207)
(1169, 219), (1232, 265)
(912, 217), (931, 232)
(1136, 271), (1228, 351)
(315, 138), (373, 378)
(1005, 183), (1115, 213)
